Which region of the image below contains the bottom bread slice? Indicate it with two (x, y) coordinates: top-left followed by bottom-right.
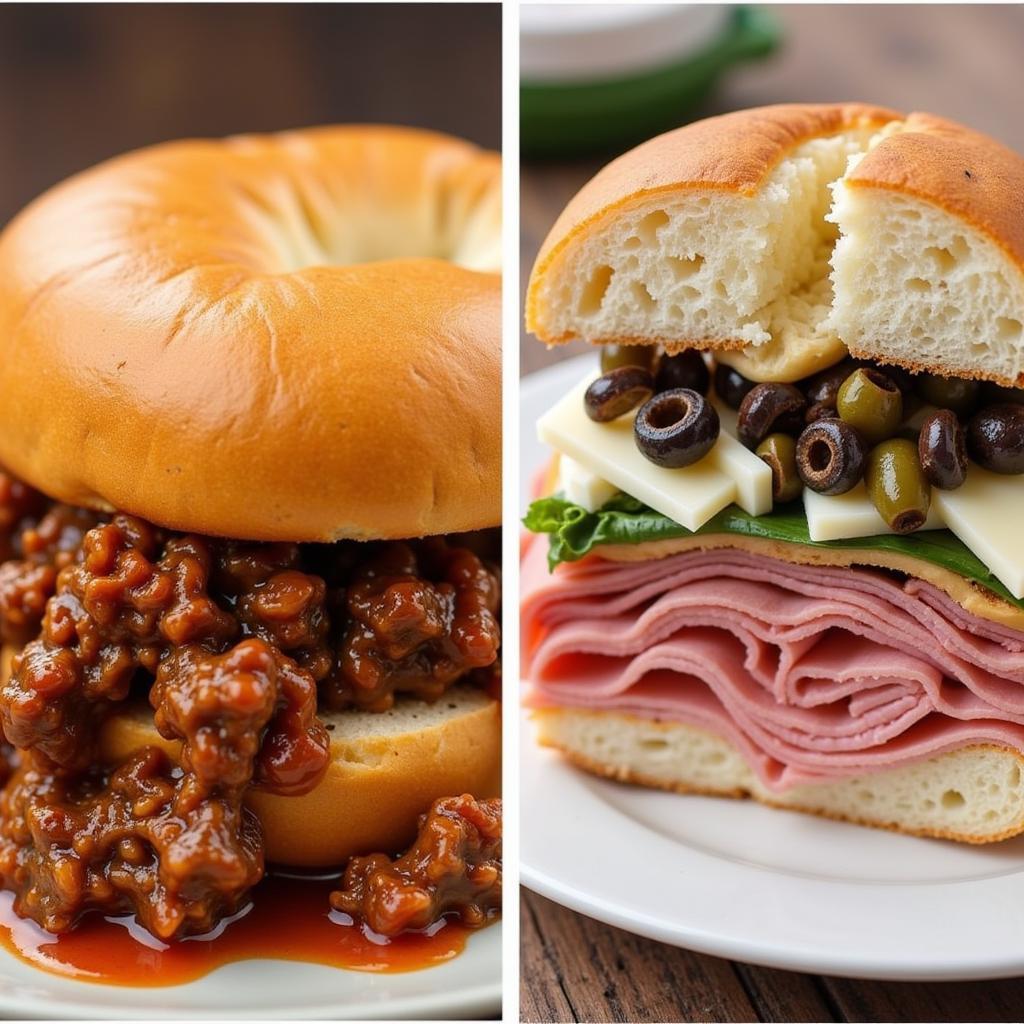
(533, 707), (1024, 843)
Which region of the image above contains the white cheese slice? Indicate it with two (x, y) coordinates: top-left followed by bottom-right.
(558, 455), (620, 512)
(537, 371), (1024, 601)
(934, 468), (1024, 600)
(538, 375), (736, 531)
(803, 483), (943, 541)
(712, 402), (773, 517)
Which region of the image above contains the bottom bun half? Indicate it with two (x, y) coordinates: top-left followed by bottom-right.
(100, 685), (501, 867)
(533, 707), (1024, 844)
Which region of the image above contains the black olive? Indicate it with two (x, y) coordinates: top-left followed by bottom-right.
(918, 373), (980, 418)
(713, 364), (756, 410)
(634, 389), (720, 468)
(805, 400), (837, 424)
(584, 367), (655, 423)
(918, 409), (967, 490)
(967, 403), (1024, 474)
(656, 350), (710, 396)
(736, 382), (807, 449)
(795, 418), (868, 495)
(802, 359), (860, 406)
(599, 344), (657, 374)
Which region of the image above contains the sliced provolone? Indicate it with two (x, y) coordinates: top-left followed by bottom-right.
(713, 403), (773, 517)
(558, 456), (620, 512)
(803, 483), (943, 542)
(538, 375), (737, 531)
(537, 373), (1024, 601)
(934, 469), (1024, 600)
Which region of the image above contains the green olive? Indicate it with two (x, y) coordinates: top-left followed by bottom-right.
(837, 368), (904, 444)
(802, 358), (861, 406)
(755, 433), (803, 503)
(600, 344), (657, 374)
(876, 363), (915, 400)
(865, 438), (931, 534)
(917, 373), (980, 417)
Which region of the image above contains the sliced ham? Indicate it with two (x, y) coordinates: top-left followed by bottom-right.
(521, 537), (1024, 790)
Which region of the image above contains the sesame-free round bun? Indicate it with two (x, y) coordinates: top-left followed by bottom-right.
(99, 685), (501, 868)
(0, 125), (502, 541)
(526, 102), (1024, 386)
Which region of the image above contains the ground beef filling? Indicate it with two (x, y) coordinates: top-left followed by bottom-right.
(0, 473), (501, 940)
(331, 794), (502, 937)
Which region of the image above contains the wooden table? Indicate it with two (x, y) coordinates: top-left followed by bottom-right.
(520, 6), (1024, 1020)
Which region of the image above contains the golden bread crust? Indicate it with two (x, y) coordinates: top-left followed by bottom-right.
(534, 707), (1024, 844)
(526, 102), (899, 342)
(848, 111), (1024, 274)
(99, 690), (502, 867)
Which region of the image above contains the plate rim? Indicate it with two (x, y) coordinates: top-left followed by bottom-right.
(519, 726), (1024, 982)
(0, 926), (502, 1021)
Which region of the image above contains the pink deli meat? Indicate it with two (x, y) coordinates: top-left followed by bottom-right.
(521, 537), (1024, 789)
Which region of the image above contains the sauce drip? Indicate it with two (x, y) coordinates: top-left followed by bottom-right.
(0, 873), (473, 987)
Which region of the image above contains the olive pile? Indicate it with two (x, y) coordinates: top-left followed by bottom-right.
(728, 359), (1024, 534)
(584, 345), (719, 469)
(585, 344), (1024, 534)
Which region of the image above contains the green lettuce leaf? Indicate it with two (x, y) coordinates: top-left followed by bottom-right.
(523, 494), (1024, 610)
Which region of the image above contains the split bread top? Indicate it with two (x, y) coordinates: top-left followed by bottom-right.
(526, 103), (1024, 386)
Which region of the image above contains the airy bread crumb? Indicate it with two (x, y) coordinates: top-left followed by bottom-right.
(527, 104), (1024, 387)
(534, 707), (1024, 843)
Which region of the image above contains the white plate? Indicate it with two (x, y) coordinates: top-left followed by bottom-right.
(0, 919), (500, 1020)
(520, 4), (729, 84)
(520, 355), (1024, 981)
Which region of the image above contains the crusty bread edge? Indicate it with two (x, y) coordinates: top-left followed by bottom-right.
(528, 104), (1024, 386)
(533, 707), (1024, 844)
(526, 102), (900, 344)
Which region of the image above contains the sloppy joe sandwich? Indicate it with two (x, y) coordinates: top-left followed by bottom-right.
(523, 103), (1024, 842)
(0, 125), (502, 944)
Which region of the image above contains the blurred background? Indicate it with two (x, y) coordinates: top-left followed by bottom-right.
(0, 2), (500, 227)
(520, 3), (1024, 374)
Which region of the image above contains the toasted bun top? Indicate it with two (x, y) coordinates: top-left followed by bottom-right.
(526, 102), (898, 335)
(0, 125), (501, 541)
(847, 111), (1024, 272)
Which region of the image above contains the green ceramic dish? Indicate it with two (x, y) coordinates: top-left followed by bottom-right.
(521, 7), (781, 159)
